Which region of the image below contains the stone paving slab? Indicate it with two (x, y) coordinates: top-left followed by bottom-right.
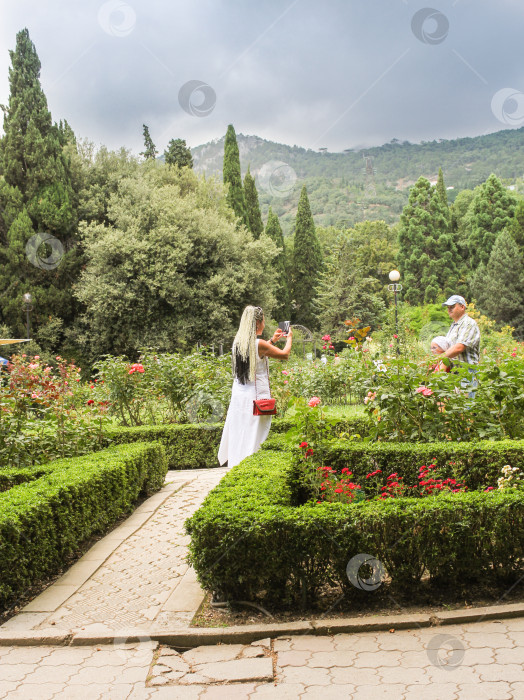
(4, 620), (524, 698)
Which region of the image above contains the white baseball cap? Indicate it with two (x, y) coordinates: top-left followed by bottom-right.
(442, 295), (467, 307)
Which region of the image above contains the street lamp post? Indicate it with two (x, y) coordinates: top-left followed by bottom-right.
(388, 271), (402, 355)
(22, 293), (33, 340)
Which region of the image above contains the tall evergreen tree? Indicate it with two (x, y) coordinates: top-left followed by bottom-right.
(244, 166), (263, 239)
(435, 167), (451, 226)
(0, 28), (79, 342)
(292, 185), (322, 329)
(470, 229), (524, 336)
(265, 207), (289, 318)
(140, 124), (157, 160)
(164, 138), (193, 168)
(397, 176), (458, 304)
(464, 173), (517, 269)
(223, 124), (248, 228)
(508, 199), (524, 252)
(316, 236), (385, 335)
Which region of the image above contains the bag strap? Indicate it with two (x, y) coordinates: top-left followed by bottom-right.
(254, 340), (271, 400)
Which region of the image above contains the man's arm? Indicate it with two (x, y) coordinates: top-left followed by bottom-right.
(443, 343), (466, 359)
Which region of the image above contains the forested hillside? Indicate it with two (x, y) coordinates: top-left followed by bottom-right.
(191, 129), (524, 235)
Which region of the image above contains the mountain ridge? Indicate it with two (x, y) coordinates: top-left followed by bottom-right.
(188, 127), (524, 235)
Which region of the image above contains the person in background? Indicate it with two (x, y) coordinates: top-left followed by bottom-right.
(430, 336), (451, 372)
(441, 295), (480, 397)
(430, 336), (450, 355)
(441, 295), (480, 364)
(218, 305), (292, 468)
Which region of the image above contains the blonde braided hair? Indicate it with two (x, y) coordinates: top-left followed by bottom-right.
(232, 305), (264, 383)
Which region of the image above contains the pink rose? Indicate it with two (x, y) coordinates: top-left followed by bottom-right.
(282, 370), (289, 375)
(308, 396), (321, 407)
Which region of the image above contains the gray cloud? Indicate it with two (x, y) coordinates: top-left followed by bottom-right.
(0, 0), (523, 153)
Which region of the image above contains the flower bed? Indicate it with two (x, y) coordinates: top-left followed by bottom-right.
(0, 441), (167, 608)
(289, 438), (524, 503)
(186, 447), (524, 606)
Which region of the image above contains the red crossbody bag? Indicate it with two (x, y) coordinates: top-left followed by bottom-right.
(253, 354), (277, 416)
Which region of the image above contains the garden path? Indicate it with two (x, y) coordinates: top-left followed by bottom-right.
(1, 618), (524, 698)
(1, 467), (229, 636)
(1, 468), (524, 698)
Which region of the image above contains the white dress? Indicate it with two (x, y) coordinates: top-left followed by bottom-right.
(218, 339), (272, 468)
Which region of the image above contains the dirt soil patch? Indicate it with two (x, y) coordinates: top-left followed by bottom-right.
(191, 580), (524, 628)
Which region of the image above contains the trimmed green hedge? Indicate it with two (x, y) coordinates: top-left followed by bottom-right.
(0, 467), (51, 493)
(271, 414), (371, 436)
(319, 439), (524, 491)
(186, 449), (524, 605)
(101, 413), (371, 470)
(103, 424), (222, 469)
(0, 441), (167, 607)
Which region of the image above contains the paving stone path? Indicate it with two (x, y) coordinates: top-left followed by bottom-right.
(2, 619), (524, 698)
(1, 468), (229, 636)
(1, 467), (524, 698)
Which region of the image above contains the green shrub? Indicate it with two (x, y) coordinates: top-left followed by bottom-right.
(102, 416), (370, 470)
(0, 441), (167, 607)
(186, 449), (524, 605)
(309, 438), (524, 493)
(103, 424), (223, 469)
(0, 467), (50, 492)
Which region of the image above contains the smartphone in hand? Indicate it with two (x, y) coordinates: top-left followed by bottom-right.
(278, 321), (290, 336)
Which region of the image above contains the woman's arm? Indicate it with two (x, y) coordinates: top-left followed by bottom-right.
(258, 329), (293, 360)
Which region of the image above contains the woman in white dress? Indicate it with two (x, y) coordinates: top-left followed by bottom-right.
(218, 305), (293, 468)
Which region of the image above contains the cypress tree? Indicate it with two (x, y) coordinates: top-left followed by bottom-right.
(508, 199), (524, 252)
(244, 166), (263, 239)
(265, 207), (290, 318)
(465, 174), (517, 269)
(435, 167), (451, 227)
(140, 124), (158, 160)
(292, 185), (322, 329)
(470, 229), (524, 336)
(164, 138), (193, 168)
(397, 176), (458, 305)
(223, 125), (248, 228)
(0, 28), (79, 342)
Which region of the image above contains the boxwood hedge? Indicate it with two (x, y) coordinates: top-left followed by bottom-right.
(101, 413), (371, 470)
(0, 441), (167, 607)
(103, 424), (222, 470)
(318, 438), (524, 491)
(186, 448), (524, 605)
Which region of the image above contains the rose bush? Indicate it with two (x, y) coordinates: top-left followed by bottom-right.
(0, 354), (108, 468)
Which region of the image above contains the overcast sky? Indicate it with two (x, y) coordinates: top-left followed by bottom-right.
(1, 0), (523, 155)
